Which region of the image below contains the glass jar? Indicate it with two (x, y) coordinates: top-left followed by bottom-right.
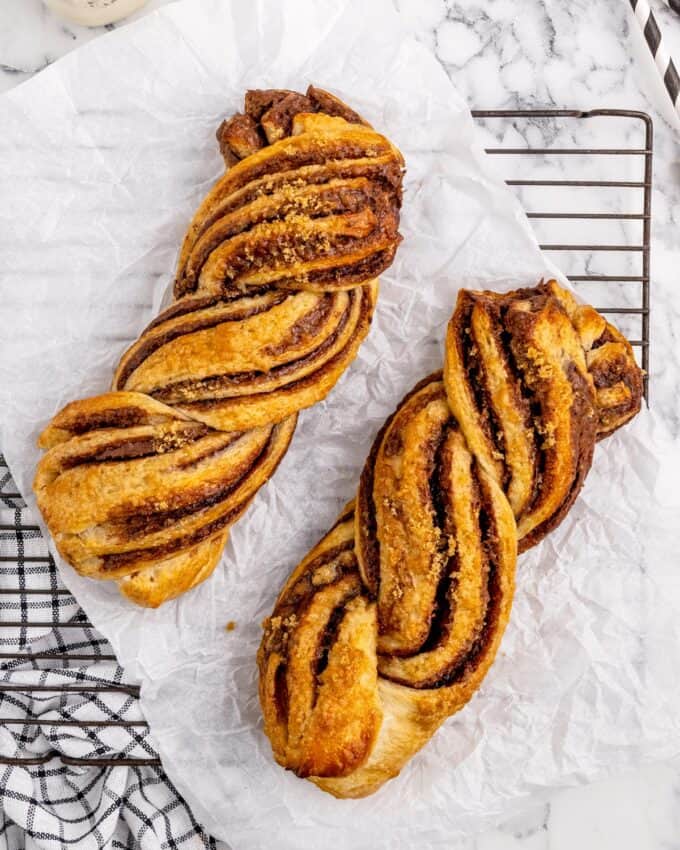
(43, 0), (150, 27)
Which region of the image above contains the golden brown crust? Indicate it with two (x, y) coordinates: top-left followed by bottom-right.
(34, 88), (404, 607)
(259, 279), (642, 798)
(219, 86), (368, 165)
(258, 513), (382, 779)
(259, 399), (517, 796)
(34, 392), (297, 583)
(174, 107), (403, 299)
(546, 281), (643, 439)
(442, 280), (638, 551)
(113, 283), (378, 432)
(117, 529), (229, 607)
(216, 113), (264, 165)
(259, 371), (517, 798)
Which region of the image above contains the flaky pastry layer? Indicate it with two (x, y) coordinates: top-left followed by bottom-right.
(34, 87), (405, 606)
(259, 279), (643, 797)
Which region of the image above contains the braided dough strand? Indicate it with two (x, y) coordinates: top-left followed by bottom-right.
(34, 87), (405, 607)
(259, 280), (643, 797)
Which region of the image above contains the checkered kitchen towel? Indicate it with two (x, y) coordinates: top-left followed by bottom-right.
(0, 457), (221, 850)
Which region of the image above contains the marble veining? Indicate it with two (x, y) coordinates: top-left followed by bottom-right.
(1, 0), (679, 848)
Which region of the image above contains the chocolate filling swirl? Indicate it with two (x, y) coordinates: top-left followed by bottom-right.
(34, 87), (405, 608)
(258, 279), (643, 799)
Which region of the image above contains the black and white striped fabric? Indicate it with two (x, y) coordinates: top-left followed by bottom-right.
(0, 460), (221, 850)
(630, 0), (680, 112)
(661, 0), (680, 16)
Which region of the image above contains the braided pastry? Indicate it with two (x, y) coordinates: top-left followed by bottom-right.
(444, 280), (642, 551)
(33, 87), (404, 608)
(258, 279), (643, 798)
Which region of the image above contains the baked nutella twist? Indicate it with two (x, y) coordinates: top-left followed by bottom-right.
(34, 87), (405, 608)
(258, 280), (642, 798)
(444, 280), (642, 551)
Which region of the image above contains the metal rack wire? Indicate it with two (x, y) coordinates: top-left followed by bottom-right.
(473, 108), (651, 396)
(0, 107), (653, 768)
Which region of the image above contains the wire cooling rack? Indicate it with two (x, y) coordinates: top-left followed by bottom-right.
(0, 108), (653, 768)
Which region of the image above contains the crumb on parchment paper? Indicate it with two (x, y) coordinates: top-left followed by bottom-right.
(225, 621), (237, 632)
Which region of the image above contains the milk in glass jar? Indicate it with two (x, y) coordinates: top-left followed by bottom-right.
(43, 0), (149, 27)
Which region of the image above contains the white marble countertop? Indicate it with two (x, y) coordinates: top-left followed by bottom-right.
(1, 1), (679, 848)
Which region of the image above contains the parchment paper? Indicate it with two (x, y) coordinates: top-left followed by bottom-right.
(1, 0), (680, 846)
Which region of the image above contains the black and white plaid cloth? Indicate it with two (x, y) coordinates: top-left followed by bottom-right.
(0, 458), (222, 850)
